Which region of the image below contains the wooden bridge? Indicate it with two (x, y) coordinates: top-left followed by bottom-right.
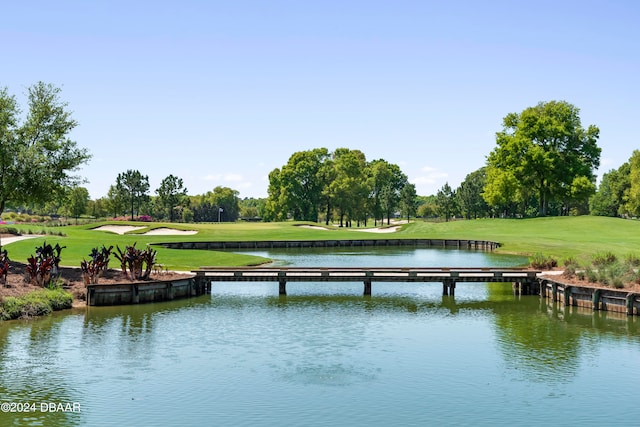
(192, 267), (540, 296)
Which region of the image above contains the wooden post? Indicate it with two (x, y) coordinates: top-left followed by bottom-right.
(626, 293), (636, 316)
(592, 289), (601, 310)
(442, 279), (455, 296)
(279, 279), (287, 296)
(563, 286), (572, 306)
(363, 279), (372, 296)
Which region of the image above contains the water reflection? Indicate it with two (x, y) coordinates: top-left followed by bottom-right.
(0, 316), (82, 427)
(1, 247), (639, 426)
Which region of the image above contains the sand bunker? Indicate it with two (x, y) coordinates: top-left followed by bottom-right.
(297, 224), (400, 233)
(143, 227), (198, 236)
(351, 226), (401, 233)
(93, 225), (197, 235)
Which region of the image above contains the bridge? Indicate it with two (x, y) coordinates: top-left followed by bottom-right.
(192, 267), (540, 296)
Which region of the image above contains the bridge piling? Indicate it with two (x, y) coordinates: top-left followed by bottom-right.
(364, 279), (372, 296)
(279, 279), (287, 296)
(442, 279), (456, 296)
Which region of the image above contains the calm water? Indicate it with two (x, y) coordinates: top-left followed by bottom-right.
(0, 248), (639, 427)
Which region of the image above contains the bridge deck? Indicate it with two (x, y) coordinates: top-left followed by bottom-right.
(192, 267), (539, 296)
(193, 267), (538, 282)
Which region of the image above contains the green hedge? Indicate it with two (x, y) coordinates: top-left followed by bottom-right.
(0, 289), (73, 321)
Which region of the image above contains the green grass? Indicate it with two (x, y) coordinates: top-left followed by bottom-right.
(0, 288), (73, 320)
(3, 216), (640, 270)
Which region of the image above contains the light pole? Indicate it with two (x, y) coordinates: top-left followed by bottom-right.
(218, 207), (223, 223)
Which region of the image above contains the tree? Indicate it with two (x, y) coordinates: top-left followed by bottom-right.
(399, 183), (417, 222)
(107, 184), (127, 218)
(267, 148), (329, 222)
(207, 186), (240, 222)
(116, 170), (150, 221)
(0, 82), (91, 215)
(329, 148), (369, 227)
(156, 174), (188, 222)
(589, 162), (630, 217)
(379, 163), (408, 225)
(625, 150), (640, 216)
(456, 168), (489, 219)
(436, 182), (455, 221)
(64, 186), (89, 223)
(486, 101), (600, 216)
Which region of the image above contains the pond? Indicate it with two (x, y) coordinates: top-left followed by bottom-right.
(0, 247), (638, 426)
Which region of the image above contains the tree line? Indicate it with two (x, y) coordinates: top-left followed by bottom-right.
(263, 147), (417, 226)
(2, 82), (636, 223)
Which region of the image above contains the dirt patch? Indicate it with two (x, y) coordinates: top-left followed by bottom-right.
(0, 262), (194, 308)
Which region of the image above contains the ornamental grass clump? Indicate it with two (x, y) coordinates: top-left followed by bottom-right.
(0, 249), (9, 286)
(113, 243), (157, 281)
(562, 257), (580, 278)
(592, 251), (617, 268)
(529, 253), (557, 270)
(25, 242), (65, 288)
(80, 245), (113, 284)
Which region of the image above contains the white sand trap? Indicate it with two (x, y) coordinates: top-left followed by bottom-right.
(93, 225), (146, 234)
(93, 225), (197, 235)
(351, 226), (401, 233)
(143, 228), (197, 235)
(298, 225), (332, 231)
(298, 224), (400, 233)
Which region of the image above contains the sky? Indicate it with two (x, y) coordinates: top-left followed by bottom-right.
(3, 0), (639, 200)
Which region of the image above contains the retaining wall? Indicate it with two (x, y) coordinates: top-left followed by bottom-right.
(86, 277), (203, 306)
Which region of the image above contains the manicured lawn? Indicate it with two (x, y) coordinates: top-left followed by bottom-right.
(3, 216), (638, 270)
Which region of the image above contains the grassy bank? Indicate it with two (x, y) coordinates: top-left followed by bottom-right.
(0, 288), (73, 320)
(2, 216), (638, 270)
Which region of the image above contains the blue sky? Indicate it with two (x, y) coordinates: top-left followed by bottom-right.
(4, 1), (639, 199)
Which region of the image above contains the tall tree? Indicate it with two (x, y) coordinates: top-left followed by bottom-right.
(107, 184), (126, 218)
(399, 182), (417, 223)
(207, 186), (240, 222)
(329, 148), (369, 227)
(486, 101), (600, 216)
(625, 150), (640, 216)
(456, 167), (489, 219)
(0, 82), (91, 214)
(274, 148), (329, 221)
(589, 162), (630, 217)
(377, 162), (408, 225)
(116, 170), (150, 221)
(436, 182), (455, 222)
(64, 186), (89, 223)
(156, 174), (187, 222)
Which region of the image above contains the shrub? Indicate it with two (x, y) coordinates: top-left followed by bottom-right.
(592, 251), (617, 267)
(530, 253), (558, 270)
(0, 289), (72, 321)
(563, 264), (576, 278)
(80, 245), (113, 284)
(624, 253), (640, 268)
(25, 242), (65, 287)
(611, 277), (625, 289)
(114, 243), (157, 281)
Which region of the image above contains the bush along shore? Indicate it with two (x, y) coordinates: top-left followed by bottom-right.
(0, 288), (73, 321)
